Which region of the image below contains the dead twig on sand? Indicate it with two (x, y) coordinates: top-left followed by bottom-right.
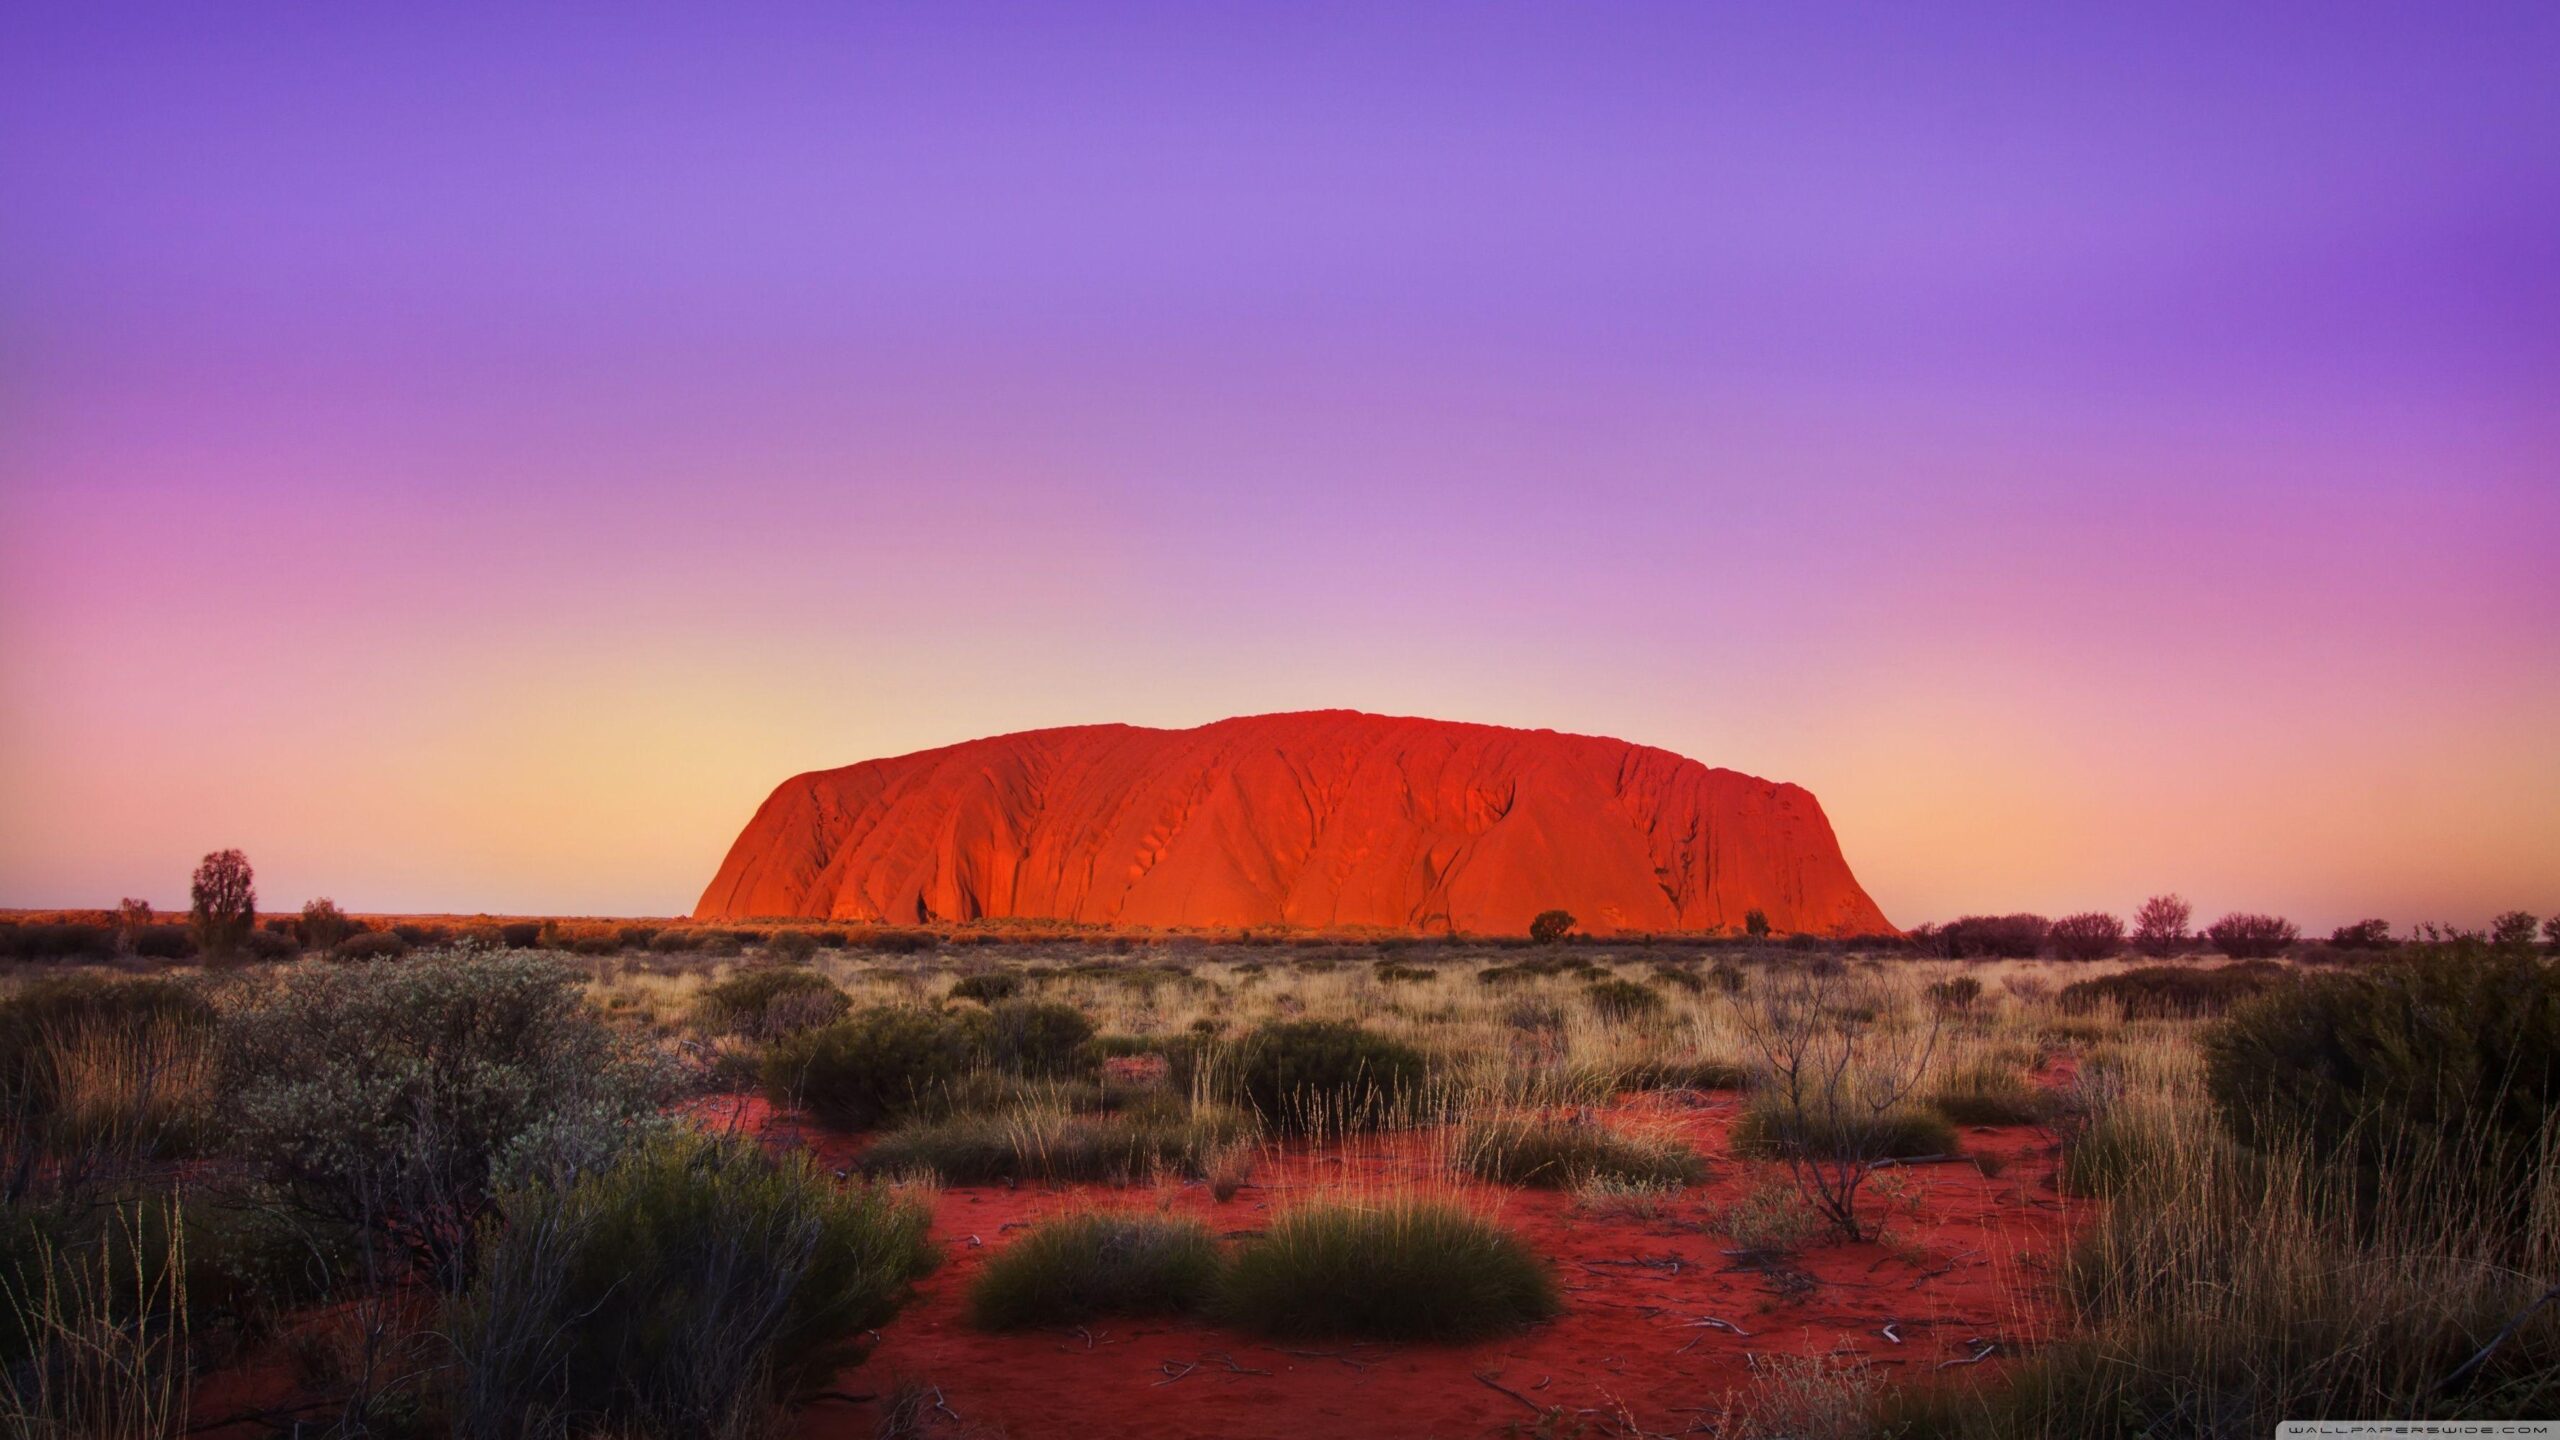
(1474, 1372), (1544, 1414)
(1937, 1339), (1998, 1369)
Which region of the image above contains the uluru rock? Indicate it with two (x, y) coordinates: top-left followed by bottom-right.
(694, 711), (1896, 937)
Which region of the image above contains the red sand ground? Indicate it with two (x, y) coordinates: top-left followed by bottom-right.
(723, 1088), (2082, 1440)
(188, 1086), (2079, 1438)
(694, 711), (1898, 938)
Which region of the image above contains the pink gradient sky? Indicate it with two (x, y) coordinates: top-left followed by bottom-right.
(3, 4), (2554, 928)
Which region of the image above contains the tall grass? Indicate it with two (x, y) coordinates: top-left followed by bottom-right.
(0, 1198), (189, 1440)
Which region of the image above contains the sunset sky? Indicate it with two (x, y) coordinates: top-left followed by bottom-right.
(3, 4), (2554, 929)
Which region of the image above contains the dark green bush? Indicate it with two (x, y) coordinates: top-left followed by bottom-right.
(131, 925), (195, 960)
(332, 930), (408, 963)
(452, 1131), (936, 1437)
(2060, 961), (2287, 1019)
(1215, 1199), (1559, 1341)
(976, 998), (1095, 1077)
(762, 1007), (975, 1131)
(2329, 919), (2397, 951)
(1456, 1115), (1705, 1188)
(966, 1212), (1219, 1330)
(2046, 912), (2125, 960)
(948, 971), (1025, 1003)
(1928, 1062), (2051, 1126)
(241, 928), (299, 961)
(694, 967), (850, 1041)
(764, 929), (819, 963)
(1730, 1093), (1956, 1160)
(1227, 1019), (1428, 1134)
(2202, 946), (2560, 1233)
(2205, 912), (2299, 958)
(1529, 910), (1576, 944)
(1925, 976), (1983, 1013)
(1584, 977), (1665, 1022)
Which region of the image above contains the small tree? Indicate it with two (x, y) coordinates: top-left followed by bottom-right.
(189, 849), (257, 960)
(2491, 911), (2541, 952)
(2328, 918), (2395, 950)
(301, 897), (355, 952)
(1528, 910), (1575, 945)
(1730, 965), (1943, 1240)
(1745, 909), (1772, 939)
(114, 898), (153, 955)
(2130, 894), (2192, 958)
(2545, 914), (2560, 952)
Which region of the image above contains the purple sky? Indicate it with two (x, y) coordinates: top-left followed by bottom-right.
(3, 3), (2555, 926)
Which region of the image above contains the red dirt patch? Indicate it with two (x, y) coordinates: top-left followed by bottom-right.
(750, 1092), (2081, 1440)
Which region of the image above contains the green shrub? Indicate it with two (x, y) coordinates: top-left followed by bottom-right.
(762, 1007), (975, 1131)
(1928, 1062), (2050, 1126)
(1215, 1198), (1559, 1341)
(219, 945), (677, 1289)
(864, 1104), (1251, 1185)
(1227, 1020), (1428, 1134)
(1584, 977), (1665, 1023)
(2060, 961), (2287, 1019)
(2202, 946), (2560, 1234)
(966, 1212), (1219, 1330)
(451, 1131), (936, 1437)
(694, 967), (849, 1041)
(976, 999), (1095, 1077)
(1456, 1115), (1704, 1189)
(948, 972), (1024, 1004)
(1730, 1092), (1956, 1161)
(1529, 910), (1576, 944)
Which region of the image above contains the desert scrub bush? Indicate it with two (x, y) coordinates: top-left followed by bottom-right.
(973, 998), (1095, 1077)
(1215, 1197), (1559, 1341)
(2045, 911), (2125, 960)
(947, 971), (1024, 1004)
(2059, 959), (2286, 1019)
(1713, 1177), (1821, 1254)
(750, 929), (813, 965)
(1731, 1092), (1955, 1162)
(2204, 911), (2298, 958)
(2202, 944), (2560, 1237)
(762, 1006), (977, 1131)
(1572, 1172), (1682, 1220)
(1227, 1019), (1429, 1134)
(450, 1130), (936, 1439)
(1584, 976), (1665, 1023)
(692, 966), (850, 1042)
(862, 1104), (1252, 1185)
(1922, 976), (1982, 1014)
(1926, 1061), (2049, 1126)
(218, 945), (678, 1289)
(331, 929), (407, 963)
(1456, 1114), (1704, 1189)
(1529, 909), (1576, 944)
(1928, 914), (2049, 959)
(965, 1212), (1220, 1330)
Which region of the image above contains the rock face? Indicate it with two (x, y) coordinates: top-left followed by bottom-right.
(693, 711), (1896, 936)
